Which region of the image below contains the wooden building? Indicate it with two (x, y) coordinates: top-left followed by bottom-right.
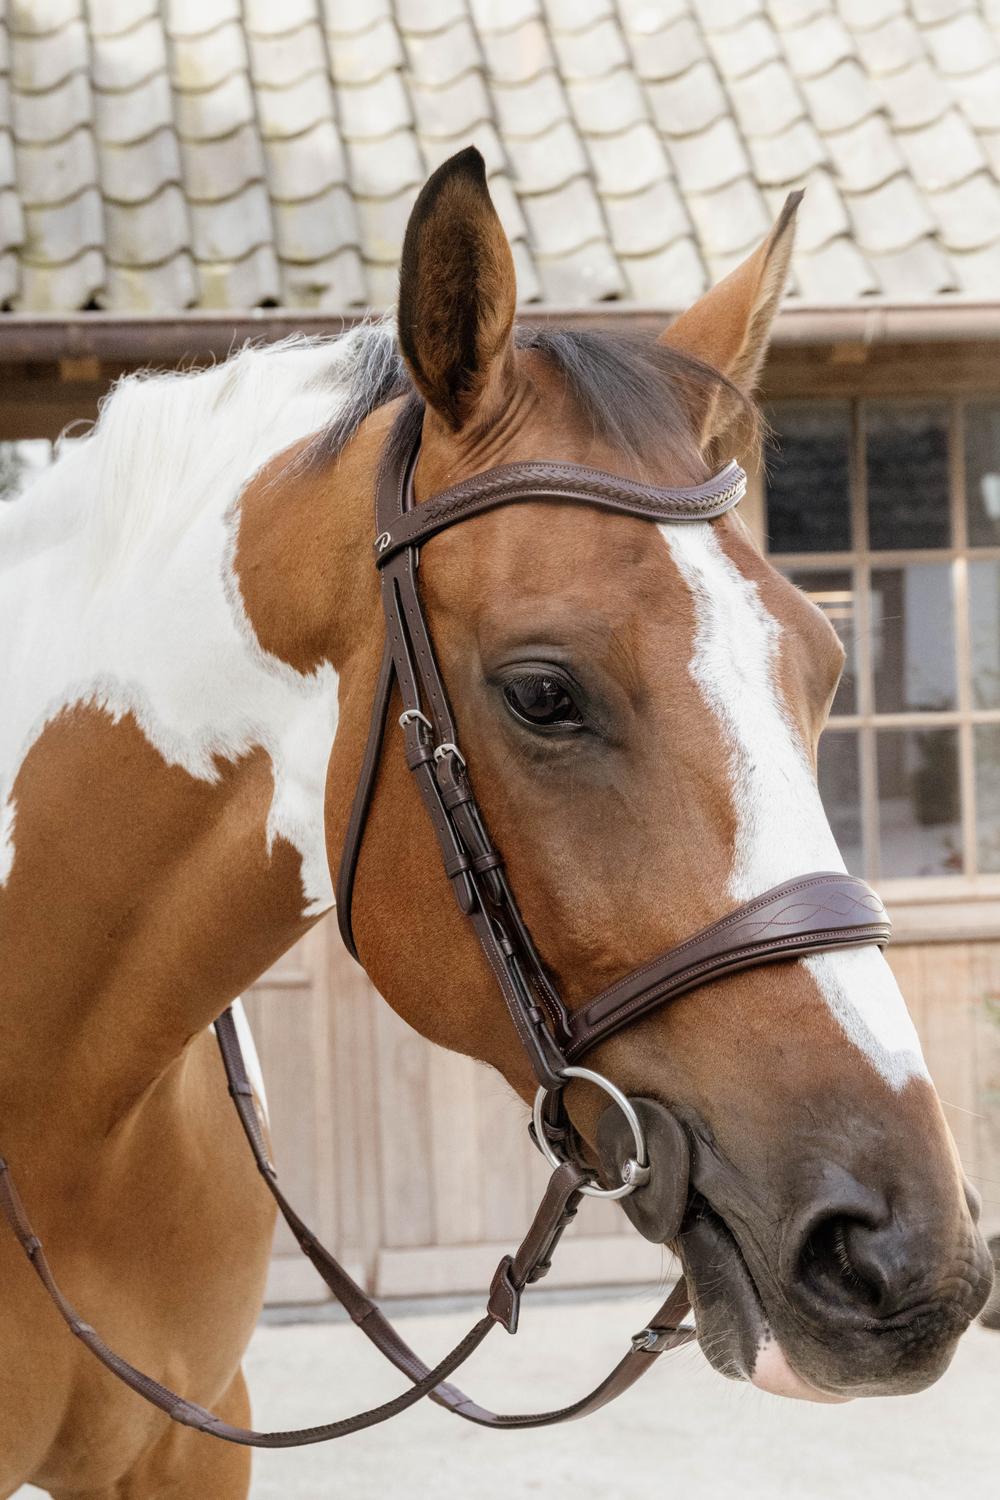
(2, 0), (1000, 1300)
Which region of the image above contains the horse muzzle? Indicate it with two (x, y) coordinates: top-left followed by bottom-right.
(596, 1096), (994, 1401)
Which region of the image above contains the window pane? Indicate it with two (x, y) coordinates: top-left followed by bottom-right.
(786, 568), (856, 715)
(0, 440), (51, 501)
(765, 403), (851, 553)
(965, 403), (1000, 548)
(970, 560), (1000, 710)
(877, 728), (962, 877)
(871, 564), (956, 712)
(975, 726), (1000, 874)
(866, 404), (950, 551)
(818, 730), (863, 874)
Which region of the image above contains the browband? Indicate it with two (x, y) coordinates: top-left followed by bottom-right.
(374, 456), (748, 563)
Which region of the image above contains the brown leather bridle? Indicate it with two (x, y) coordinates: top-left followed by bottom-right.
(0, 422), (891, 1449)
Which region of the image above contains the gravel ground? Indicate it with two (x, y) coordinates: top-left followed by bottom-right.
(15, 1292), (997, 1499)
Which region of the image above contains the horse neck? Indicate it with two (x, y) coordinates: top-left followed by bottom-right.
(0, 369), (382, 1142)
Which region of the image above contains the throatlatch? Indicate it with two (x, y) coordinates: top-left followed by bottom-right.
(0, 422), (890, 1447)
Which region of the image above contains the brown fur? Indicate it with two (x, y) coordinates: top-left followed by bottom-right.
(0, 712), (295, 1493)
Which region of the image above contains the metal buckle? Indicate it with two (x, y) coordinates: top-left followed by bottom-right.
(531, 1066), (649, 1200)
(433, 741), (466, 767)
(631, 1326), (672, 1354)
(399, 709), (432, 731)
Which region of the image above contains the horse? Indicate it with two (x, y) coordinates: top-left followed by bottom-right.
(0, 146), (992, 1496)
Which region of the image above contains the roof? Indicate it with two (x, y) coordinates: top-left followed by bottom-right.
(3, 0), (1000, 317)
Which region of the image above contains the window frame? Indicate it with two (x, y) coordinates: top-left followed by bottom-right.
(760, 394), (1000, 933)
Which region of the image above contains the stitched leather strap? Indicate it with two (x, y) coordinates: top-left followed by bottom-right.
(349, 433), (573, 1086)
(566, 873), (891, 1059)
(374, 458), (747, 563)
(335, 633), (394, 962)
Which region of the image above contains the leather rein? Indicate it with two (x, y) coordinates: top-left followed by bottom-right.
(0, 425), (891, 1448)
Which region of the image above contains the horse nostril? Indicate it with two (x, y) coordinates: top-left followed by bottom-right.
(798, 1212), (894, 1315)
(788, 1172), (993, 1337)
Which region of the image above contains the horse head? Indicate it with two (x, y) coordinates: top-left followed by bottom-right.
(322, 150), (993, 1401)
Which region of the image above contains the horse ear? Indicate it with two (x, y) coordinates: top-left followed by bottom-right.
(397, 147), (517, 431)
(660, 192), (802, 453)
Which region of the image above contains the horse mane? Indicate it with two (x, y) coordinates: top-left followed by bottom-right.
(80, 327), (407, 584)
(308, 323), (756, 479)
(1, 318), (754, 586)
(0, 323), (401, 584)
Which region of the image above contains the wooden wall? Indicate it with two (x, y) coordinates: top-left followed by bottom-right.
(245, 922), (1000, 1303)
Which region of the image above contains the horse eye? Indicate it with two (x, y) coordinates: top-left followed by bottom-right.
(503, 674), (584, 730)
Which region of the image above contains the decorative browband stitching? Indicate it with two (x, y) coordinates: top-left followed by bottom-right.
(581, 874), (889, 1020)
(375, 458), (748, 562)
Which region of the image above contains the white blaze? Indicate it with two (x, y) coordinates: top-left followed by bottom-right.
(660, 522), (928, 1089)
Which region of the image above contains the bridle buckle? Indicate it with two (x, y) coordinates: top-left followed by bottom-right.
(433, 741), (466, 768)
(399, 709), (432, 731)
(631, 1326), (674, 1354)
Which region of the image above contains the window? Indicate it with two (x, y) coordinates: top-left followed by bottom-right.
(765, 400), (1000, 887)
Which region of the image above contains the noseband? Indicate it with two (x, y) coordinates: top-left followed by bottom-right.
(0, 422), (891, 1449)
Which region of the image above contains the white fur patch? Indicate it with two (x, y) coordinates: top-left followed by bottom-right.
(660, 522), (928, 1089)
(0, 795), (15, 886)
(0, 336), (367, 917)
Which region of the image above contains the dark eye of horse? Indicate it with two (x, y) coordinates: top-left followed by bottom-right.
(503, 673), (584, 730)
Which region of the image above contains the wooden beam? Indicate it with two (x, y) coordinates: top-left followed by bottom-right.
(2, 303), (1000, 366)
(763, 342), (1000, 400)
(0, 385), (104, 440)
